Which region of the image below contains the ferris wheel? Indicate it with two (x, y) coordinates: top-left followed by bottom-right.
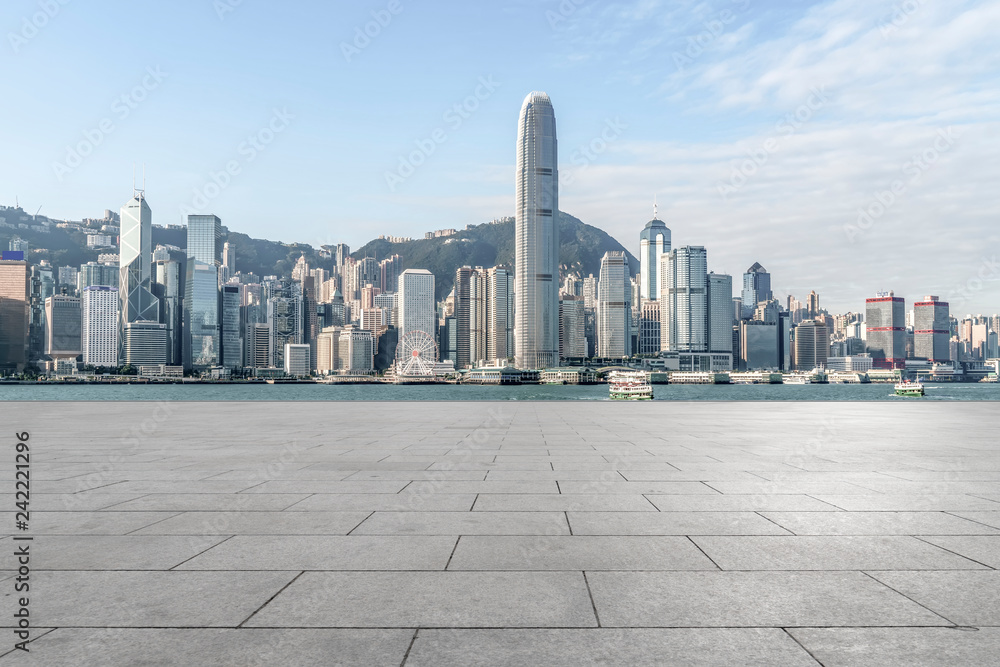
(395, 330), (438, 376)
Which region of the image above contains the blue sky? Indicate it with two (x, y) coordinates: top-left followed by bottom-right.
(3, 0), (999, 313)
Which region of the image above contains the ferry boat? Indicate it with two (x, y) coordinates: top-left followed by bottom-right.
(894, 380), (925, 397)
(608, 371), (653, 400)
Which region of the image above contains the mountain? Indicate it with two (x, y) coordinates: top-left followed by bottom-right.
(352, 211), (638, 299)
(1, 205), (638, 299)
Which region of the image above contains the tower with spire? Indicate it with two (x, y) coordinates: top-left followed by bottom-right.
(639, 199), (671, 301)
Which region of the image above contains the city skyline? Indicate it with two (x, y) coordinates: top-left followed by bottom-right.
(2, 1), (997, 314)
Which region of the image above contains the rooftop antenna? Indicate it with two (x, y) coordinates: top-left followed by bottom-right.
(653, 195), (658, 220)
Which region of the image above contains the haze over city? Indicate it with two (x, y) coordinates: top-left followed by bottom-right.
(3, 0), (999, 313)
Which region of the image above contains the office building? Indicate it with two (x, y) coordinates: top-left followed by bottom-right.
(81, 286), (119, 367)
(866, 292), (906, 369)
(153, 252), (185, 366)
(559, 296), (587, 360)
(637, 300), (661, 356)
(122, 321), (168, 366)
(221, 284), (241, 369)
(337, 326), (375, 373)
(660, 246), (708, 352)
(639, 208), (671, 300)
(185, 262), (220, 369)
(0, 259), (29, 371)
(795, 319), (830, 370)
(119, 191), (160, 357)
(740, 320), (780, 370)
(79, 261), (119, 291)
(187, 214), (222, 266)
(708, 272), (733, 355)
(597, 251), (631, 358)
(44, 294), (81, 359)
(914, 296), (950, 363)
(283, 343), (311, 378)
(514, 91), (559, 369)
(741, 262), (772, 319)
(398, 269), (436, 342)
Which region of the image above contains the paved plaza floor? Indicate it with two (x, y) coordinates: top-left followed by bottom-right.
(2, 401), (999, 665)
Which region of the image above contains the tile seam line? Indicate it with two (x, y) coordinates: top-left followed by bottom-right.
(581, 571), (602, 628)
(860, 570), (961, 627)
(399, 628), (420, 667)
(910, 535), (997, 570)
(236, 570), (305, 629)
(168, 534), (237, 571)
(781, 627), (828, 667)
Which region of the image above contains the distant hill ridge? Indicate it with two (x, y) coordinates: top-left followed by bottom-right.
(1, 205), (637, 298)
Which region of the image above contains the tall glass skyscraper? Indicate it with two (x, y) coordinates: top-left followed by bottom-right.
(660, 246), (708, 352)
(119, 191), (160, 361)
(639, 209), (670, 301)
(741, 262), (772, 319)
(597, 251), (631, 358)
(514, 91), (559, 369)
(187, 215), (222, 266)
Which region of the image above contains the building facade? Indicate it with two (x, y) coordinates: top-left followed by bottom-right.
(597, 251), (631, 358)
(514, 91), (559, 369)
(914, 296), (950, 363)
(866, 293), (906, 369)
(639, 212), (670, 301)
(660, 246), (708, 353)
(81, 286), (119, 367)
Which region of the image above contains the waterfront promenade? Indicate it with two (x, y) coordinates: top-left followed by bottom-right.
(2, 401), (998, 665)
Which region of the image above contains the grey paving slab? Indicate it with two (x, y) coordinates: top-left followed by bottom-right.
(484, 470), (626, 481)
(916, 535), (1000, 567)
(949, 511), (1000, 529)
(1, 628), (415, 666)
(691, 535), (989, 570)
(132, 511), (371, 535)
(352, 511), (570, 535)
(245, 572), (598, 628)
(618, 470), (766, 482)
(241, 480), (409, 494)
(29, 535), (227, 570)
(704, 481), (878, 495)
(587, 571), (949, 627)
(447, 536), (717, 571)
(30, 493), (149, 511)
(26, 512), (178, 535)
(402, 480), (560, 494)
(567, 512), (791, 536)
(473, 493), (656, 512)
(97, 480), (264, 494)
(644, 494), (843, 512)
(98, 493), (311, 512)
(177, 535), (456, 570)
(870, 570), (1000, 626)
(788, 627), (1000, 667)
(17, 571), (296, 627)
(282, 493), (476, 512)
(558, 481), (719, 494)
(406, 628), (819, 667)
(810, 494), (1000, 511)
(760, 511), (1000, 535)
(341, 470), (487, 481)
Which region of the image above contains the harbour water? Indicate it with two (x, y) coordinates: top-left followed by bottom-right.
(1, 382), (999, 401)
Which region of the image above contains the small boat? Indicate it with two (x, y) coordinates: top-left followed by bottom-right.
(608, 370), (653, 400)
(894, 380), (925, 397)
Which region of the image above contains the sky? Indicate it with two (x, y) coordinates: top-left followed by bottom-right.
(2, 0), (999, 314)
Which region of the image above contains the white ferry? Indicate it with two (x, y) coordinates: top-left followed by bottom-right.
(894, 380), (925, 397)
(608, 371), (653, 400)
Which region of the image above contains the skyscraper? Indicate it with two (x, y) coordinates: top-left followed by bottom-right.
(187, 215), (223, 266)
(597, 251), (631, 358)
(707, 272), (733, 355)
(44, 294), (81, 359)
(866, 292), (906, 369)
(119, 191), (160, 358)
(559, 296), (587, 360)
(794, 319), (830, 370)
(514, 91), (559, 369)
(221, 284), (242, 369)
(660, 246), (708, 352)
(221, 241), (235, 284)
(185, 262), (220, 369)
(741, 262), (772, 319)
(81, 286), (119, 367)
(639, 207), (671, 301)
(398, 269), (436, 343)
(914, 296), (950, 363)
(0, 259), (29, 371)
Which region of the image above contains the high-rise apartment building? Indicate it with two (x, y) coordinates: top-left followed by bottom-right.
(514, 91), (559, 369)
